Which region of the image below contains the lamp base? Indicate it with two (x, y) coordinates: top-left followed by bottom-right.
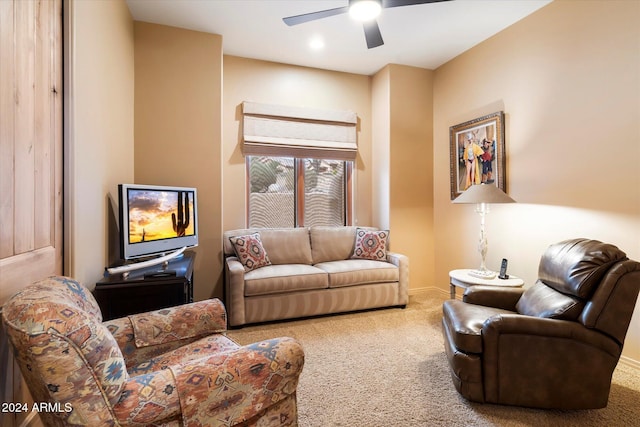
(468, 269), (497, 280)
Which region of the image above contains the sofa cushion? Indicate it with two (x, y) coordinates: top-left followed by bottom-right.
(314, 259), (398, 288)
(350, 228), (389, 261)
(229, 233), (272, 272)
(310, 226), (359, 263)
(516, 280), (585, 320)
(244, 264), (328, 296)
(225, 228), (313, 265)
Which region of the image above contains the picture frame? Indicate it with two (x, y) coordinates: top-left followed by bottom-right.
(449, 111), (506, 200)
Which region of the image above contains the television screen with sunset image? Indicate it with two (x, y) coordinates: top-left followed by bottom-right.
(128, 189), (195, 243)
(118, 184), (199, 260)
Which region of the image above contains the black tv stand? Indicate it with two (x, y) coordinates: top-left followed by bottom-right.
(94, 251), (195, 320)
(144, 270), (177, 278)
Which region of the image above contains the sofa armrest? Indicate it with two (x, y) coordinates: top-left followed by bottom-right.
(104, 299), (227, 367)
(387, 252), (409, 305)
(171, 337), (305, 426)
(463, 285), (525, 311)
(225, 256), (247, 327)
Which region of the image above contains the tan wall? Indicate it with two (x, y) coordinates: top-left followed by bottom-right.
(66, 0), (134, 286)
(433, 0), (640, 361)
(134, 22), (223, 300)
(389, 65), (434, 292)
(372, 65), (435, 291)
(222, 56), (373, 231)
(371, 66), (391, 230)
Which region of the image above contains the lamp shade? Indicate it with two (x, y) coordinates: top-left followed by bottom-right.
(453, 184), (516, 204)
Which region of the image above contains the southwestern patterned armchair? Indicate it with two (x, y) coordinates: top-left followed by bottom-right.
(2, 276), (304, 427)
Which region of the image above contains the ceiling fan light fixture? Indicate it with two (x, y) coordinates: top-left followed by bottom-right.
(349, 0), (382, 22)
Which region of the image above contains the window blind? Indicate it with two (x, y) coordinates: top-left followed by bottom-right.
(242, 101), (358, 160)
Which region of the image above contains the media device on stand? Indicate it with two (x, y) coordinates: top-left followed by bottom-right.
(106, 184), (199, 278)
(106, 247), (187, 278)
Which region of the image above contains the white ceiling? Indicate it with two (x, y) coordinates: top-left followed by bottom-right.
(126, 0), (552, 76)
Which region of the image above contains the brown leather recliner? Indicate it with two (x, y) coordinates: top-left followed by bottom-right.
(442, 238), (640, 409)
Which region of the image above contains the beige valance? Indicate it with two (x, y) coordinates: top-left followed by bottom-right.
(242, 101), (358, 160)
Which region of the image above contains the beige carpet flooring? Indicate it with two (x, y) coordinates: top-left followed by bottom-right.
(227, 291), (640, 427)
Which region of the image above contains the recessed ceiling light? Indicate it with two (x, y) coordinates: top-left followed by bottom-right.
(309, 36), (325, 50)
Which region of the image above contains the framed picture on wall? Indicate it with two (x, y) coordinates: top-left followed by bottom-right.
(449, 111), (506, 200)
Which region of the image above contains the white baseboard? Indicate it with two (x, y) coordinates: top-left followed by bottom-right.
(409, 286), (447, 297)
(619, 355), (640, 370)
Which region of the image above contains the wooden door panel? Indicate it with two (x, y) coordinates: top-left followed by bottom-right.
(0, 0), (62, 304)
(34, 0), (55, 250)
(0, 0), (16, 260)
(14, 0), (37, 255)
(0, 1), (62, 426)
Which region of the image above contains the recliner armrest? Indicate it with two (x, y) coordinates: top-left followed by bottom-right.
(172, 337), (305, 426)
(113, 337), (303, 427)
(463, 285), (524, 311)
(127, 299), (227, 346)
(482, 313), (620, 357)
(113, 367), (181, 425)
(481, 313), (622, 407)
(105, 299), (227, 366)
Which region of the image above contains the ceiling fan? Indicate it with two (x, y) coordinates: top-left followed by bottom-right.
(283, 0), (452, 49)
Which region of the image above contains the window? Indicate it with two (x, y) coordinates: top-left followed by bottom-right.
(248, 156), (353, 228)
(242, 101), (358, 228)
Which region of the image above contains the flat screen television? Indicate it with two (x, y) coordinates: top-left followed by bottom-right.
(118, 183), (198, 260)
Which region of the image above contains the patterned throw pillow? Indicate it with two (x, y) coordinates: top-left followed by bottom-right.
(350, 228), (389, 261)
(229, 233), (272, 271)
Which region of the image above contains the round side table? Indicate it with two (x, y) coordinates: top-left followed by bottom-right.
(449, 269), (524, 299)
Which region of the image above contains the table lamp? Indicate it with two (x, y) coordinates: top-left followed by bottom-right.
(453, 183), (516, 279)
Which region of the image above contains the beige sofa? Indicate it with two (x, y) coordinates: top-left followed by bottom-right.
(224, 226), (409, 327)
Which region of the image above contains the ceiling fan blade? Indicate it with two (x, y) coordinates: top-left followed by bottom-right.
(363, 20), (384, 49)
(283, 6), (349, 26)
(383, 0), (452, 9)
